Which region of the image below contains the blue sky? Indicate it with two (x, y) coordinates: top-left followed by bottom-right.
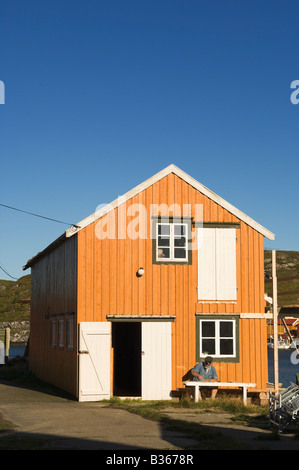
(0, 0), (299, 280)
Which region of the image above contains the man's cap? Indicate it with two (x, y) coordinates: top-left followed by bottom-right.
(204, 356), (213, 365)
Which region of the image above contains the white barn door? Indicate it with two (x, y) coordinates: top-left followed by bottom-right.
(141, 322), (172, 400)
(79, 322), (111, 402)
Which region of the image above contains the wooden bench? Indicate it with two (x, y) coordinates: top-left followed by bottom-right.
(183, 381), (256, 405)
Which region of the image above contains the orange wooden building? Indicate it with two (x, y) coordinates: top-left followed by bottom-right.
(24, 164), (275, 401)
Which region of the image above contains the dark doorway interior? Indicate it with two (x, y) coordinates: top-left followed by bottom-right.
(112, 322), (141, 397)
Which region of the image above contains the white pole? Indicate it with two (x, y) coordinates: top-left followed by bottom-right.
(272, 250), (279, 392)
(5, 328), (10, 361)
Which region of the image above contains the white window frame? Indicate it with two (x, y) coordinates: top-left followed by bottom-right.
(156, 222), (188, 262)
(66, 318), (74, 350)
(200, 318), (236, 358)
(58, 318), (64, 349)
(50, 320), (56, 347)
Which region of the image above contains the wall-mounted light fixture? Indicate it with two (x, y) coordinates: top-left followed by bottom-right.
(137, 267), (144, 277)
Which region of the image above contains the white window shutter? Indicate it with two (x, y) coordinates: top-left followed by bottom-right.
(197, 227), (237, 301)
(216, 228), (237, 300)
(197, 228), (216, 300)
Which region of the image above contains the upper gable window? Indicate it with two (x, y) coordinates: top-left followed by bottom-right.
(157, 223), (188, 261)
(153, 217), (192, 264)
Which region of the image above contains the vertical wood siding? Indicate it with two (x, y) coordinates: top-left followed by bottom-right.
(30, 236), (78, 396)
(77, 173), (268, 391)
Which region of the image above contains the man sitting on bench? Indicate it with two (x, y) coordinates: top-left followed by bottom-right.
(191, 356), (218, 400)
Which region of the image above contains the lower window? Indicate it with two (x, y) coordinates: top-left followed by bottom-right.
(66, 318), (74, 350)
(58, 318), (64, 348)
(50, 320), (56, 347)
(49, 315), (74, 350)
(196, 315), (239, 362)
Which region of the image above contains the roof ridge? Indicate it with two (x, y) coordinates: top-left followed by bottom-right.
(65, 164), (275, 240)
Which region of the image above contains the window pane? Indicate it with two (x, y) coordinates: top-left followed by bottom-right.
(66, 318), (74, 349)
(202, 339), (215, 355)
(155, 223), (189, 262)
(174, 224), (186, 236)
(220, 339), (234, 355)
(220, 321), (233, 337)
(158, 236), (170, 246)
(174, 236), (186, 247)
(174, 248), (186, 259)
(158, 224), (170, 235)
(157, 247), (169, 259)
(202, 321), (215, 338)
(58, 319), (64, 348)
(50, 320), (56, 347)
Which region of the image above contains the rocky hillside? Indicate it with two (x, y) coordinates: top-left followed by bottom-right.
(0, 321), (30, 343)
(0, 275), (31, 343)
(264, 250), (299, 307)
(0, 275), (31, 322)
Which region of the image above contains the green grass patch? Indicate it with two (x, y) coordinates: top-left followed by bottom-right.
(0, 412), (15, 434)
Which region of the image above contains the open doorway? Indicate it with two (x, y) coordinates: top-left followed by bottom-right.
(112, 322), (141, 397)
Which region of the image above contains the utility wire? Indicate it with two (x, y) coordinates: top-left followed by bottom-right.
(0, 263), (18, 280)
(0, 203), (80, 280)
(0, 203), (80, 228)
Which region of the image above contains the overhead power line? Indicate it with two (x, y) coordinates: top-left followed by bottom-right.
(0, 203), (80, 280)
(0, 263), (18, 280)
(0, 203), (80, 228)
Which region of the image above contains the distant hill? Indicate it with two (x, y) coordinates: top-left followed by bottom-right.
(0, 275), (31, 322)
(264, 251), (299, 307)
(0, 251), (298, 322)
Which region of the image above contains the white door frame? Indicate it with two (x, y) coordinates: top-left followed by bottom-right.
(78, 320), (172, 401)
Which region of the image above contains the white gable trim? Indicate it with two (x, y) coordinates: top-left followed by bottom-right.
(65, 164), (275, 240)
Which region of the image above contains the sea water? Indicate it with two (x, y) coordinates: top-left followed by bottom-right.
(9, 344), (26, 359)
(268, 348), (299, 388)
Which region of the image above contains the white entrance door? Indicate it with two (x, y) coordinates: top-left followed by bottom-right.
(141, 321), (172, 400)
(78, 322), (111, 402)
